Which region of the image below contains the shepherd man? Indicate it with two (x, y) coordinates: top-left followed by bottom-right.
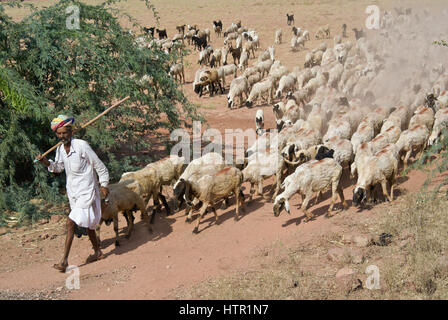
(36, 115), (109, 272)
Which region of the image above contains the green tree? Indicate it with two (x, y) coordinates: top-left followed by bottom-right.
(0, 0), (199, 224)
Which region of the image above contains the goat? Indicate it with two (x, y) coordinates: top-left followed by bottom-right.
(286, 13), (295, 26)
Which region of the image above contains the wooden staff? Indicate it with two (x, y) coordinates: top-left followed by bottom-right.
(34, 96), (130, 162)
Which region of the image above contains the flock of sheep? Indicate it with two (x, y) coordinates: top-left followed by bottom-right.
(99, 6), (448, 243)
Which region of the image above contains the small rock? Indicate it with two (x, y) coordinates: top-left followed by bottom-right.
(166, 265), (171, 269)
(167, 255), (170, 258)
(50, 235), (57, 240)
(336, 267), (355, 279)
(399, 239), (410, 248)
(335, 267), (363, 294)
(327, 248), (346, 262)
(436, 255), (448, 275)
(0, 227), (8, 236)
(351, 252), (364, 264)
(56, 286), (63, 292)
(353, 235), (370, 247)
(131, 265), (136, 269)
(42, 234), (49, 240)
(38, 219), (48, 225)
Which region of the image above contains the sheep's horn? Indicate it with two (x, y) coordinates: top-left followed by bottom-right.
(282, 156), (303, 166)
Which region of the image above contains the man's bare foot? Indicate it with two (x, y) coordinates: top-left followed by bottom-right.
(53, 262), (68, 272)
(85, 250), (105, 264)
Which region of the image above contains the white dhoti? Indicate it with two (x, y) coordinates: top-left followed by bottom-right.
(68, 194), (102, 230)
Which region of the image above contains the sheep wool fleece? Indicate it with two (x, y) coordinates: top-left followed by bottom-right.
(48, 138), (109, 230)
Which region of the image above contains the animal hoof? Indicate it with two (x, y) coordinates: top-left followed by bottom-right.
(148, 227), (153, 234)
(115, 240), (120, 247)
(192, 227), (199, 234)
(185, 217), (191, 223)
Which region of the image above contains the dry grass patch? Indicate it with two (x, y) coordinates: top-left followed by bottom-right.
(173, 190), (448, 299)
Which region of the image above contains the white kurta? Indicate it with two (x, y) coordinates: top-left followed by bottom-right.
(48, 138), (109, 229)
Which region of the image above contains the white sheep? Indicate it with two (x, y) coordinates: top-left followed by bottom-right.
(327, 63), (344, 88)
(304, 52), (313, 68)
(306, 103), (326, 134)
(295, 68), (313, 89)
(246, 77), (275, 107)
(246, 131), (278, 157)
(210, 49), (222, 68)
(256, 59), (274, 78)
(268, 46), (275, 61)
(246, 71), (262, 90)
(258, 49), (270, 62)
(350, 141), (373, 178)
(169, 63), (185, 84)
(173, 152), (225, 214)
(381, 115), (402, 134)
(221, 46), (229, 65)
(363, 107), (389, 136)
(243, 66), (259, 77)
(217, 64), (238, 87)
(242, 41), (255, 59)
(395, 124), (430, 171)
(275, 74), (297, 99)
(273, 158), (347, 220)
(353, 146), (398, 206)
(227, 76), (250, 109)
(324, 136), (354, 168)
(302, 30), (310, 41)
(198, 48), (211, 65)
(323, 119), (352, 143)
(243, 150), (280, 200)
(238, 50), (249, 70)
(428, 108), (448, 146)
(269, 63), (289, 88)
(351, 122), (375, 154)
(408, 106), (435, 131)
(275, 28), (282, 44)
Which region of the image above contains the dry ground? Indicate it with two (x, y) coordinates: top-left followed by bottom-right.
(1, 0), (448, 300)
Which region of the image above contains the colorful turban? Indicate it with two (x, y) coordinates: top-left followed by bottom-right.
(51, 115), (75, 132)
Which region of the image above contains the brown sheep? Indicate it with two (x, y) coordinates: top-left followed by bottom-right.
(182, 166), (245, 234)
(98, 182), (148, 246)
(194, 69), (224, 97)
